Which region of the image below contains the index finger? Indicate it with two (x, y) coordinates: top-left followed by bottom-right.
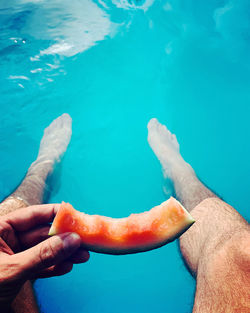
(3, 203), (61, 231)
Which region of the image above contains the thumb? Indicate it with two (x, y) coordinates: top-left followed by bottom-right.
(15, 233), (81, 279)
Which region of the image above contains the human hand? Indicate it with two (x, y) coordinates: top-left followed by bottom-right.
(0, 204), (89, 311)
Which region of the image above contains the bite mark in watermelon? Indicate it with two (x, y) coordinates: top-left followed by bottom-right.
(49, 197), (194, 254)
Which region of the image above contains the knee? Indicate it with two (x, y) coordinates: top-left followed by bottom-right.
(195, 230), (250, 313)
(198, 230), (249, 286)
(201, 229), (250, 296)
(227, 230), (250, 271)
(207, 229), (250, 274)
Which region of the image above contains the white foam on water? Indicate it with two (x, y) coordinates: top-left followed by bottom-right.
(8, 75), (30, 80)
(18, 0), (117, 57)
(112, 0), (155, 11)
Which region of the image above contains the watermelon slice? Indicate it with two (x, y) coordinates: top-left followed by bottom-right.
(49, 197), (194, 254)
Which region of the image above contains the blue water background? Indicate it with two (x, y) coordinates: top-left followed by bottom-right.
(0, 1), (250, 312)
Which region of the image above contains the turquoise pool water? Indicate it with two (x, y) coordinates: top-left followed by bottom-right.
(0, 0), (250, 312)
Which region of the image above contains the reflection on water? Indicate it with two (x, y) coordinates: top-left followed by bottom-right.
(1, 0), (250, 91)
(24, 0), (115, 57)
(0, 0), (157, 91)
(0, 0), (154, 61)
(0, 0), (117, 89)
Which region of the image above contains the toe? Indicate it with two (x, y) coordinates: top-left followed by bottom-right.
(171, 133), (176, 141)
(59, 113), (72, 126)
(61, 113), (71, 121)
(159, 123), (168, 135)
(147, 118), (159, 129)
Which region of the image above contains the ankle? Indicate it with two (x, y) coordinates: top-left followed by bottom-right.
(27, 160), (54, 178)
(163, 159), (194, 180)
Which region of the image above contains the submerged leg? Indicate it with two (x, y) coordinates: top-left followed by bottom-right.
(147, 118), (250, 313)
(0, 113), (72, 313)
(1, 113), (72, 210)
(147, 117), (215, 211)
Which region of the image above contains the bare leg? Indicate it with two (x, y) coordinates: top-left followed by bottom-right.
(0, 113), (72, 313)
(5, 113), (72, 207)
(147, 118), (215, 211)
(148, 118), (250, 313)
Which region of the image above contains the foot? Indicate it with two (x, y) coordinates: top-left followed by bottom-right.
(38, 113), (72, 161)
(28, 113), (72, 176)
(147, 118), (186, 178)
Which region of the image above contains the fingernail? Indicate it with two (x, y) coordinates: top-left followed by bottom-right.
(62, 233), (81, 251)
